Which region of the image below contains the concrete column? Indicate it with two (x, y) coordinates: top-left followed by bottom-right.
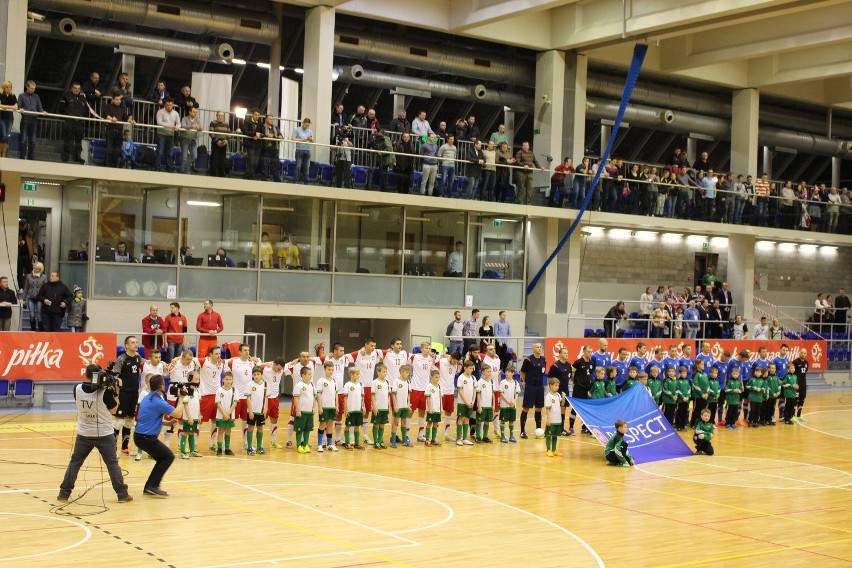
(727, 234), (755, 321)
(562, 53), (587, 162)
(526, 217), (570, 336)
(504, 109), (515, 149)
(763, 146), (773, 177)
(302, 6), (335, 163)
(533, 50), (566, 168)
(0, 1), (28, 132)
(0, 171), (21, 327)
(600, 123), (611, 158)
(393, 94), (406, 116)
(731, 88), (760, 177)
(687, 137), (697, 166)
(267, 3), (283, 119)
(832, 157), (841, 189)
(120, 55), (136, 87)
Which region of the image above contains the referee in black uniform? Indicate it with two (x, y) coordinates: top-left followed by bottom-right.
(548, 347), (573, 435)
(112, 335), (142, 454)
(570, 345), (594, 434)
(519, 343), (547, 439)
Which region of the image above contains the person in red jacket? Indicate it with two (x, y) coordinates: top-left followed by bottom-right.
(141, 305), (166, 354)
(196, 299), (224, 358)
(163, 302), (188, 363)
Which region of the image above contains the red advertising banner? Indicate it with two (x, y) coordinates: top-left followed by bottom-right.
(0, 333), (116, 380)
(543, 337), (828, 371)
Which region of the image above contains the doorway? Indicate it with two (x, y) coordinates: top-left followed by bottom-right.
(483, 237), (513, 279)
(694, 252), (720, 290)
(18, 207), (49, 284)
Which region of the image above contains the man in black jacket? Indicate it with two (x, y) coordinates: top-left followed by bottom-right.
(393, 132), (415, 194)
(38, 271), (72, 332)
(241, 110), (262, 180)
(835, 288), (851, 329)
(0, 276), (18, 331)
(173, 85), (199, 117)
(103, 92), (135, 167)
(81, 71), (103, 107)
(59, 82), (88, 163)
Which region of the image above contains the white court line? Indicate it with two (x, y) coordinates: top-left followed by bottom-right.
(250, 483), (455, 535)
(795, 410), (852, 440)
(0, 513), (92, 562)
(197, 544), (416, 568)
(673, 458), (852, 489)
(225, 479), (420, 546)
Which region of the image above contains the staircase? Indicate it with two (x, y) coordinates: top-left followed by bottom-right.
(42, 381), (78, 413)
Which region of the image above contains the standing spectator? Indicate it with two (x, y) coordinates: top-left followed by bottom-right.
(450, 118), (468, 141)
(331, 103), (346, 131)
(0, 80), (17, 157)
(23, 262), (45, 331)
(411, 110), (433, 140)
(393, 132), (415, 194)
(333, 131), (352, 188)
(155, 99), (180, 172)
(489, 124), (508, 147)
(494, 311), (513, 370)
(419, 133), (439, 196)
(434, 120), (449, 142)
(372, 128), (394, 192)
(754, 173), (770, 226)
(17, 80), (44, 160)
(640, 286), (655, 316)
(142, 305), (166, 353)
(826, 187), (841, 233)
(574, 157), (592, 208)
(650, 301), (670, 338)
(81, 71), (103, 107)
(603, 301), (628, 338)
(259, 115), (284, 182)
(684, 300), (700, 340)
(437, 134), (457, 198)
(150, 80), (169, 107)
(0, 276), (18, 331)
(835, 288), (851, 330)
(779, 181), (797, 229)
(103, 92), (134, 167)
(196, 299), (224, 358)
(707, 299), (725, 339)
(549, 157), (574, 208)
(462, 309), (480, 352)
(365, 109), (379, 131)
(466, 139), (485, 199)
(479, 315), (495, 351)
(179, 106), (203, 174)
(495, 142), (515, 203)
(447, 241), (464, 277)
(752, 317), (770, 340)
(814, 292), (830, 333)
(388, 110), (411, 134)
(291, 117), (314, 184)
(466, 115), (481, 142)
(163, 302), (188, 362)
(209, 111), (231, 177)
(173, 85), (198, 116)
(769, 318), (784, 340)
(111, 72), (133, 114)
(59, 81), (88, 164)
(241, 109), (263, 180)
(716, 281), (734, 321)
(701, 266), (720, 291)
(65, 286), (88, 332)
(38, 271), (72, 332)
(808, 185), (824, 232)
(446, 310), (464, 355)
(514, 141), (544, 205)
(481, 140), (497, 202)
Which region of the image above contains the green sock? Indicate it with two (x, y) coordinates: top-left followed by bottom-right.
(247, 431), (253, 450)
(378, 426), (384, 445)
(552, 432), (558, 451)
(457, 423), (463, 439)
(462, 424), (469, 440)
(256, 431), (263, 448)
(217, 442), (222, 451)
(483, 424), (489, 438)
(510, 424), (515, 437)
(345, 430), (351, 444)
(372, 425), (377, 443)
(425, 426), (431, 441)
(500, 423), (505, 436)
(179, 434), (186, 453)
(189, 431), (196, 452)
(403, 426), (409, 443)
(431, 426), (437, 442)
(355, 431), (361, 445)
(224, 434), (231, 450)
(477, 423), (482, 438)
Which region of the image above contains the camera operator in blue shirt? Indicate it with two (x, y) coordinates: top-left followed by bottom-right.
(134, 374), (185, 498)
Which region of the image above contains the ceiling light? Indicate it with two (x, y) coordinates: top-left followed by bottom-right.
(234, 107), (247, 119)
(256, 62), (271, 69)
(609, 229), (631, 239)
(294, 68), (304, 74)
(232, 58), (247, 65)
(799, 244), (818, 253)
(757, 240), (776, 246)
(186, 200), (221, 207)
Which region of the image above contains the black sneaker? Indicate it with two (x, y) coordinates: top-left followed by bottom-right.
(482, 437), (493, 443)
(143, 486), (169, 498)
(216, 449), (223, 456)
(224, 449), (235, 456)
(56, 493), (70, 502)
(520, 432), (528, 439)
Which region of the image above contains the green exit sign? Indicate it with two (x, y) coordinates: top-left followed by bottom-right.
(23, 182), (37, 192)
(703, 242), (709, 250)
(493, 219), (502, 227)
(27, 198), (35, 206)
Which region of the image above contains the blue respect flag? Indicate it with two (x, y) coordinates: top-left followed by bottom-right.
(568, 386), (693, 464)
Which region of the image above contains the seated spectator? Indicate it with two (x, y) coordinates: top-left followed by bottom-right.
(114, 241), (134, 263)
(214, 248), (237, 268)
(119, 130), (137, 169)
(604, 301), (628, 338)
(150, 80), (169, 107)
(140, 244), (157, 264)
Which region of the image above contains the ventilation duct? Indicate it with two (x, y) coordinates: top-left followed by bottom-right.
(334, 32), (534, 85)
(587, 98), (851, 157)
(29, 0), (278, 44)
(29, 19), (233, 62)
(335, 65), (533, 113)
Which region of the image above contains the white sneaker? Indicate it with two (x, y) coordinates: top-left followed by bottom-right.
(179, 452), (190, 459)
(456, 439), (464, 446)
(317, 445), (324, 453)
(328, 444), (339, 452)
(463, 440), (474, 445)
(417, 435), (427, 442)
(365, 438), (374, 445)
(134, 453), (142, 461)
(798, 417), (807, 423)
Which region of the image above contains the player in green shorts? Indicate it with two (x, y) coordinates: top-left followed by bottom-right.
(456, 360), (476, 446)
(215, 372), (238, 456)
(476, 365), (495, 442)
(391, 363), (413, 447)
(343, 368), (366, 449)
(371, 363), (391, 449)
(499, 367), (518, 443)
(315, 361), (338, 452)
(293, 367), (316, 453)
(424, 369), (442, 446)
(544, 377), (564, 457)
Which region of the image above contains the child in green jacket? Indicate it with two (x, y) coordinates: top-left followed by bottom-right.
(589, 367), (607, 399)
(604, 366), (618, 398)
(675, 366), (691, 431)
(647, 365), (663, 406)
(604, 419), (634, 467)
(724, 367), (743, 429)
(706, 366), (721, 427)
(690, 359), (711, 427)
(693, 408), (715, 455)
(782, 363), (799, 424)
(661, 366), (678, 426)
(746, 366), (767, 427)
(762, 363), (781, 426)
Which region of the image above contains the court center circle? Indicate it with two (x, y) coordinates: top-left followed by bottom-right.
(0, 512), (92, 562)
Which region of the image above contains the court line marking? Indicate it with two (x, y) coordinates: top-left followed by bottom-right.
(654, 536), (852, 567)
(250, 483), (455, 535)
(227, 480), (419, 546)
(795, 410), (852, 440)
(197, 545), (417, 568)
(239, 460), (606, 568)
(0, 512), (92, 562)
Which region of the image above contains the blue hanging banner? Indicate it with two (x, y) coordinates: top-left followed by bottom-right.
(568, 385), (694, 464)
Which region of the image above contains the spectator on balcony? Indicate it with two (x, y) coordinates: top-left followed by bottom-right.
(514, 141), (544, 206)
(707, 299), (725, 339)
(447, 241), (464, 277)
(111, 72), (133, 114)
(434, 121), (449, 143)
(489, 123), (508, 148)
(114, 241), (134, 263)
(752, 316), (770, 340)
(332, 103), (346, 130)
(0, 80), (17, 158)
(684, 299), (700, 340)
(604, 301), (628, 338)
(494, 311), (513, 370)
(173, 85), (198, 117)
(119, 130), (136, 169)
(716, 281), (734, 321)
(349, 105), (367, 130)
(81, 71), (103, 107)
(333, 131), (352, 189)
(209, 111), (230, 178)
(466, 139), (485, 199)
(693, 151), (710, 173)
(809, 185), (824, 232)
(481, 140), (497, 202)
(639, 287), (654, 316)
(573, 156), (591, 209)
(411, 110), (433, 141)
(466, 115), (481, 142)
(241, 109), (263, 180)
(150, 80), (170, 108)
(365, 109), (379, 131)
(179, 106), (203, 174)
(770, 318), (784, 339)
(419, 133), (439, 196)
(373, 128), (395, 192)
(388, 110), (411, 134)
(496, 142), (515, 203)
(142, 305), (166, 353)
(549, 157), (574, 208)
(754, 173), (771, 226)
(668, 147), (686, 169)
(59, 81), (88, 164)
(718, 172), (733, 223)
(450, 118), (468, 142)
(393, 132), (415, 194)
(259, 114), (284, 182)
(437, 134), (458, 198)
(38, 271), (72, 332)
(835, 288), (850, 328)
(700, 170), (717, 221)
(103, 92), (134, 168)
(155, 98), (180, 172)
(826, 187), (841, 233)
(814, 292), (830, 332)
(291, 117), (314, 184)
(644, 166), (659, 216)
(650, 301), (670, 339)
(660, 168), (676, 217)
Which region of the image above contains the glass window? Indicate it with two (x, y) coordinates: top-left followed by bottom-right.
(180, 188), (259, 268)
(334, 202), (403, 274)
(402, 208), (465, 277)
(259, 196), (333, 271)
(60, 181), (92, 292)
(468, 214), (525, 280)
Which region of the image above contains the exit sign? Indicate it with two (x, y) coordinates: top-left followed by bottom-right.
(27, 198), (35, 205)
(23, 182), (37, 192)
(493, 219), (502, 227)
(703, 242), (710, 250)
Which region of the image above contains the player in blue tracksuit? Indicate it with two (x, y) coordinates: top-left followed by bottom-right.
(612, 348), (631, 392)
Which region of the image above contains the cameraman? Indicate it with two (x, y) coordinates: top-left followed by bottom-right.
(134, 374), (185, 498)
(58, 364), (132, 503)
(113, 335), (142, 455)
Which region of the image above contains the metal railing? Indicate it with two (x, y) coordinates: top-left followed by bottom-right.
(581, 298), (739, 318)
(113, 331), (266, 361)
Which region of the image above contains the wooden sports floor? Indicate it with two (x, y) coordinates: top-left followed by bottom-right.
(1, 390), (851, 568)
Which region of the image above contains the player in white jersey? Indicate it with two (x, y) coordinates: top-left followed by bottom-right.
(499, 371), (519, 443)
(214, 372), (238, 455)
(481, 344), (503, 434)
(437, 351), (462, 439)
(261, 357), (286, 448)
(284, 352), (318, 448)
(196, 345), (225, 450)
(165, 348), (198, 446)
(315, 361), (338, 452)
(371, 364), (391, 449)
(424, 370), (443, 446)
(314, 343), (348, 444)
(476, 366), (495, 443)
(179, 371), (203, 458)
(225, 343), (260, 448)
(390, 364), (413, 447)
(245, 368), (268, 455)
(456, 360), (477, 446)
(409, 341), (435, 441)
(348, 337), (383, 443)
(343, 368), (366, 449)
(544, 377), (565, 457)
(293, 367), (316, 454)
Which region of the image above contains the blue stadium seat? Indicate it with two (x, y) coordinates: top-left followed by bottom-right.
(8, 132), (20, 153)
(412, 171), (422, 192)
(88, 139), (107, 165)
(318, 163), (334, 185)
(584, 328), (595, 337)
(229, 154), (246, 176)
(12, 379), (34, 403)
(351, 166), (368, 188)
(193, 149), (209, 173)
